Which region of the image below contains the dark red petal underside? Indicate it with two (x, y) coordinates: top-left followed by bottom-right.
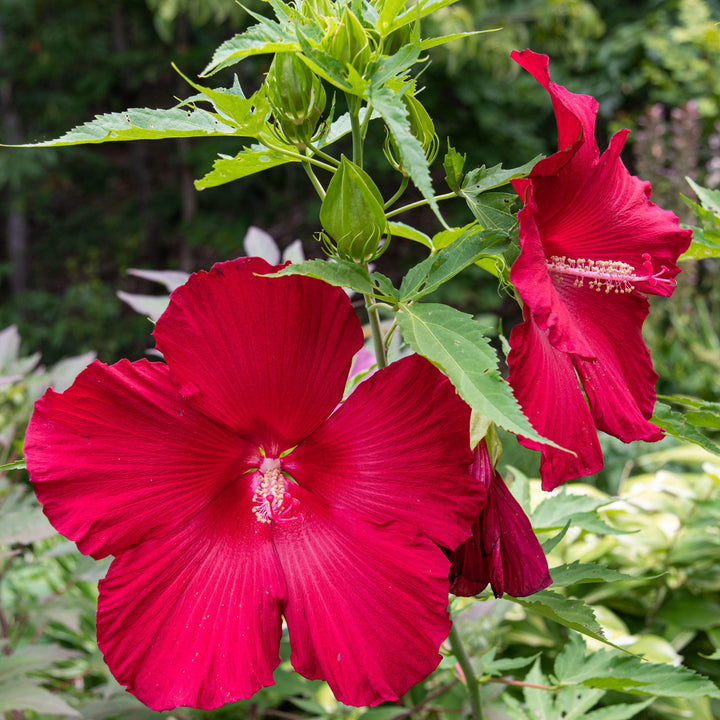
(154, 257), (363, 453)
(25, 359), (254, 559)
(97, 480), (286, 711)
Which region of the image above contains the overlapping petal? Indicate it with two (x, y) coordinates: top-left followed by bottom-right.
(273, 486), (451, 706)
(25, 358), (256, 558)
(154, 257), (364, 453)
(507, 49), (691, 487)
(97, 480), (286, 710)
(284, 353), (480, 550)
(450, 442), (551, 597)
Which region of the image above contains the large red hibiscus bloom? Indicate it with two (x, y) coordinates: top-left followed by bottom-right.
(25, 257), (483, 711)
(450, 440), (551, 598)
(507, 49), (692, 490)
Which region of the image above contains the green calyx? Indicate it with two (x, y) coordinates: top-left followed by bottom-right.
(385, 92), (439, 171)
(320, 156), (387, 262)
(267, 52), (327, 149)
(327, 6), (371, 77)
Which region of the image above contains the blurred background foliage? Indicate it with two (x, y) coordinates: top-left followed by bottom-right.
(2, 0), (720, 718)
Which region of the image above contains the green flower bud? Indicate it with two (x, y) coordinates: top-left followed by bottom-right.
(329, 6), (371, 75)
(320, 156), (387, 262)
(382, 24), (412, 56)
(267, 52), (326, 149)
(384, 92), (439, 171)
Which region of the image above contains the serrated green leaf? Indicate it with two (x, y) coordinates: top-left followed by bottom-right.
(550, 561), (646, 587)
(267, 259), (374, 295)
(462, 157), (540, 196)
(20, 107), (241, 147)
(652, 402), (720, 455)
(398, 229), (506, 301)
(687, 176), (720, 214)
(584, 653), (720, 699)
(174, 67), (270, 133)
(367, 42), (421, 87)
(514, 591), (614, 648)
(201, 19), (298, 76)
(377, 0), (408, 35)
(464, 190), (518, 231)
(371, 86), (440, 223)
(479, 647), (541, 676)
(541, 522), (571, 554)
(0, 459), (25, 472)
(295, 29), (362, 94)
(532, 489), (626, 535)
(0, 679), (81, 716)
(387, 220), (432, 248)
(371, 272), (399, 300)
(195, 144), (295, 189)
(395, 302), (560, 445)
(420, 28), (500, 50)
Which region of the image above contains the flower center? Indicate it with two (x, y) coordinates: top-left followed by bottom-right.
(546, 253), (675, 294)
(251, 457), (300, 524)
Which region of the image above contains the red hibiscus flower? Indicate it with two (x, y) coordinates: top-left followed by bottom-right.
(25, 257), (484, 711)
(506, 49), (692, 490)
(450, 440), (551, 598)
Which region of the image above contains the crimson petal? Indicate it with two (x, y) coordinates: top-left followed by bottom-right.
(154, 257), (363, 453)
(25, 359), (255, 559)
(284, 354), (480, 550)
(273, 488), (452, 706)
(97, 480), (286, 711)
(451, 443), (551, 598)
(507, 317), (603, 489)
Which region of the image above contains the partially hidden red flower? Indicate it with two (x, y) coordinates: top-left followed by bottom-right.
(450, 440), (551, 598)
(25, 257), (484, 711)
(506, 49), (692, 491)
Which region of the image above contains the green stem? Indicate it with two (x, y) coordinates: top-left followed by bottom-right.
(364, 294), (387, 369)
(384, 175), (409, 209)
(304, 142), (341, 168)
(448, 622), (483, 720)
(349, 103), (363, 168)
(258, 136), (337, 173)
(385, 191), (457, 219)
(302, 161), (326, 200)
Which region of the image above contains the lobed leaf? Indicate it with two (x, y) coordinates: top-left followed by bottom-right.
(652, 401), (720, 455)
(398, 228), (507, 301)
(550, 561), (647, 587)
(267, 259), (375, 295)
(395, 302), (559, 445)
(371, 86), (441, 223)
(20, 107), (241, 148)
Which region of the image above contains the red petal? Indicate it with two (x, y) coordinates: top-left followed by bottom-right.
(507, 318), (603, 489)
(511, 49), (599, 181)
(567, 288), (662, 441)
(273, 489), (452, 706)
(154, 257), (363, 454)
(451, 444), (551, 598)
(284, 354), (480, 550)
(97, 480), (286, 711)
(25, 359), (255, 559)
(529, 131), (691, 296)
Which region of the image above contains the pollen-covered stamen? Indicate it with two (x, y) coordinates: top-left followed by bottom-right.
(546, 252), (676, 294)
(252, 457), (300, 524)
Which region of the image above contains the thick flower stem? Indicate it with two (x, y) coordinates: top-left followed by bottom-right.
(448, 622), (483, 720)
(364, 294), (387, 369)
(349, 103), (363, 168)
(302, 161), (326, 200)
